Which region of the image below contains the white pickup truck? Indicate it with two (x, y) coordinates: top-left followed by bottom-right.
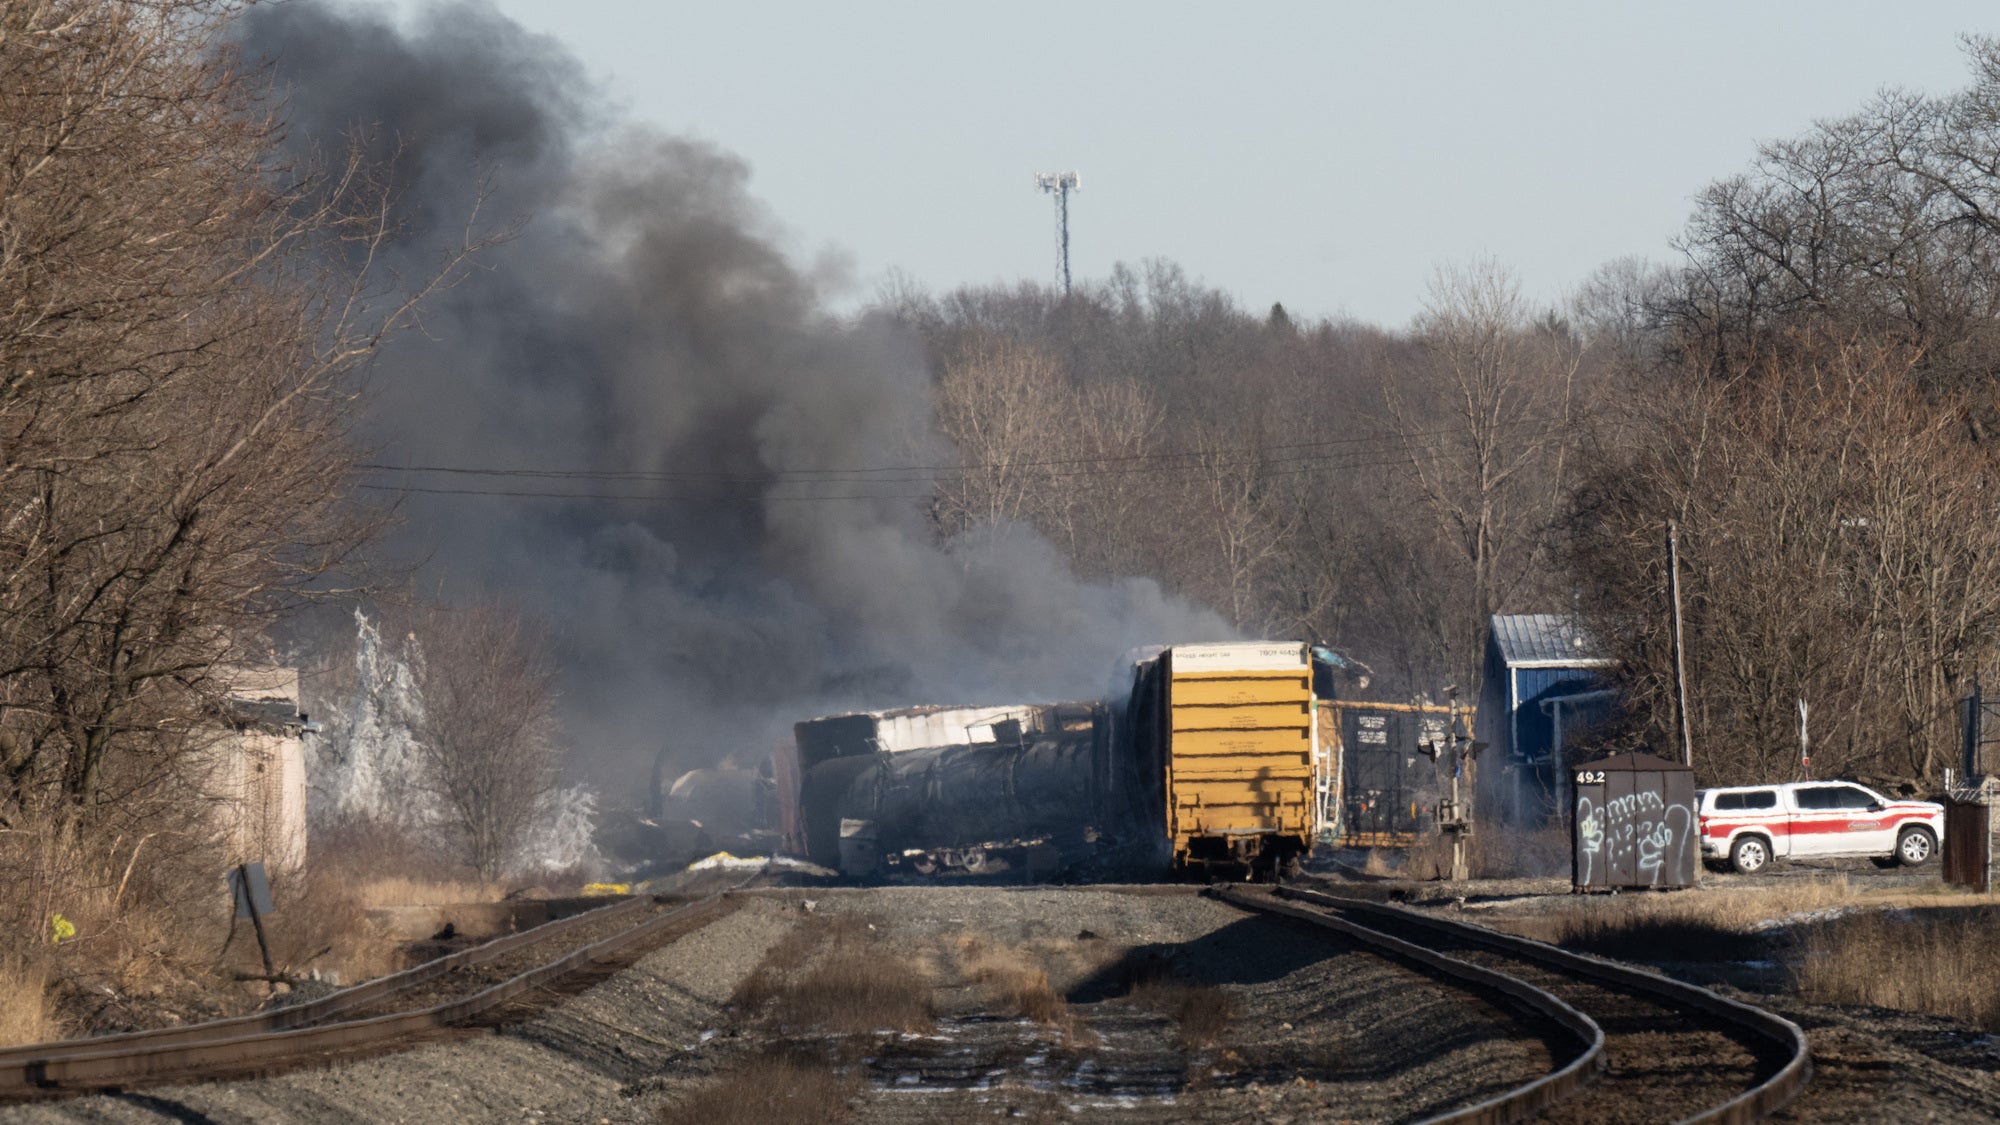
(1697, 781), (1943, 874)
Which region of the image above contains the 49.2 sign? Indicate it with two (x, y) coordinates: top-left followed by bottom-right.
(1575, 770), (1608, 785)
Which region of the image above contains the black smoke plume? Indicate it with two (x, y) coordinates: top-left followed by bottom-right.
(240, 1), (1226, 796)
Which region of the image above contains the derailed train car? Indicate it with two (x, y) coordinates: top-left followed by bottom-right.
(782, 641), (1360, 879)
(785, 702), (1151, 877)
(1125, 642), (1327, 876)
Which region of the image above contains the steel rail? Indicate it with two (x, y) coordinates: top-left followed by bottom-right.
(0, 890), (734, 1096)
(1211, 886), (1605, 1125)
(1273, 886), (1812, 1125)
(0, 894), (648, 1070)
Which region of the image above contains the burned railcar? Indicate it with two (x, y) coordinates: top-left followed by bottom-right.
(786, 702), (1145, 877)
(782, 641), (1368, 881)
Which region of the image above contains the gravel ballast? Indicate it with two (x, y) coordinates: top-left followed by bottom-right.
(35, 878), (1986, 1123)
(0, 896), (798, 1125)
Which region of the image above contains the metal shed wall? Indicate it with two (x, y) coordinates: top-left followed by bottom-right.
(1512, 666), (1614, 763)
(1571, 753), (1697, 889)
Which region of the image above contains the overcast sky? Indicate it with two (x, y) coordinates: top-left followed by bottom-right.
(381, 1), (1996, 328)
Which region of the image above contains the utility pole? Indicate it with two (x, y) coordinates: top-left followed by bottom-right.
(1034, 171), (1080, 295)
(1667, 520), (1694, 768)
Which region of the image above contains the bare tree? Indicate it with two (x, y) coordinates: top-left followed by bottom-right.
(1569, 339), (2000, 783)
(0, 0), (480, 826)
(401, 604), (562, 880)
(1386, 263), (1581, 686)
(931, 335), (1167, 575)
(931, 337), (1071, 534)
(914, 275), (1457, 688)
(1662, 37), (2000, 394)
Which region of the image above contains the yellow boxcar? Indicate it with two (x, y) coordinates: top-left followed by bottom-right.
(1154, 642), (1321, 874)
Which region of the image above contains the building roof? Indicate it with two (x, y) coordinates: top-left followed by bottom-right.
(1490, 614), (1610, 668)
(1579, 750), (1690, 773)
(227, 697), (304, 734)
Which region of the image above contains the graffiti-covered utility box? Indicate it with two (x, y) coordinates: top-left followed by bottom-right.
(1571, 752), (1697, 890)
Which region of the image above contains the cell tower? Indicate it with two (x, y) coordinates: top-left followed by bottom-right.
(1035, 171), (1080, 295)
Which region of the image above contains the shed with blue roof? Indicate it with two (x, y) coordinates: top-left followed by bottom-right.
(1476, 614), (1617, 821)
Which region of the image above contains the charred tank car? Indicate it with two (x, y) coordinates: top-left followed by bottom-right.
(781, 642), (1351, 881)
(786, 702), (1151, 878)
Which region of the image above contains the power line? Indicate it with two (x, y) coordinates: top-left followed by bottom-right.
(353, 446), (1439, 503)
(356, 416), (1557, 485)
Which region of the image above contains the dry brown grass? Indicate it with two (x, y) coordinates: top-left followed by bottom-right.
(262, 867), (399, 985)
(339, 875), (504, 909)
(951, 932), (1106, 1043)
(0, 804), (531, 1045)
(733, 913), (933, 1036)
(656, 1049), (859, 1125)
(306, 818), (506, 907)
(1470, 822), (1573, 879)
(1006, 968), (1069, 1024)
(1795, 907), (2000, 1030)
(0, 956), (54, 1048)
(1482, 875), (1861, 960)
(1128, 974), (1238, 1049)
(286, 819), (515, 985)
(0, 811), (241, 1034)
(953, 931), (1121, 993)
(768, 951), (934, 1035)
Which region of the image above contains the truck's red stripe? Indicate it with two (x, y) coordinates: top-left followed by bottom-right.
(1703, 815), (1933, 839)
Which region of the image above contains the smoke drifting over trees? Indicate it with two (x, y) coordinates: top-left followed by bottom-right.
(241, 2), (1226, 786)
(242, 4), (2000, 798)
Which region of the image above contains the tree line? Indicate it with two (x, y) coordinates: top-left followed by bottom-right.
(893, 37), (2000, 788)
(0, 0), (559, 978)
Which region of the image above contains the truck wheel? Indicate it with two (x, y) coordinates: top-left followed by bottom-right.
(1729, 835), (1770, 875)
(1896, 826), (1936, 867)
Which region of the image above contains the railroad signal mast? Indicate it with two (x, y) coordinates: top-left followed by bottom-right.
(1035, 171), (1080, 295)
(1421, 684), (1486, 883)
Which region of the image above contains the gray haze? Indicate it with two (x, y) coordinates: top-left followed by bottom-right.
(241, 1), (1227, 794)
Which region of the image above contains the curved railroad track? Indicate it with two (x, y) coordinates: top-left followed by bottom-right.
(1215, 885), (1811, 1125)
(0, 888), (739, 1100)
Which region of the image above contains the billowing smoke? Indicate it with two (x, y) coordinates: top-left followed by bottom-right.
(241, 2), (1227, 799)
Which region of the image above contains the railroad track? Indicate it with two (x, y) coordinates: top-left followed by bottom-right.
(1215, 885), (1810, 1125)
(0, 888), (739, 1099)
